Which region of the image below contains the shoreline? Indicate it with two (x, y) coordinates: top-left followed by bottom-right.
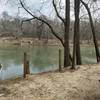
(0, 64), (100, 100)
(0, 63), (97, 81)
(0, 37), (99, 47)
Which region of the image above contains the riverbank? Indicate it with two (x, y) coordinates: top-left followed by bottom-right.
(0, 37), (62, 46)
(0, 64), (100, 100)
(0, 37), (99, 46)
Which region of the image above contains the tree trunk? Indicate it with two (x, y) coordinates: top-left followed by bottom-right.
(88, 8), (100, 62)
(64, 0), (71, 67)
(81, 0), (100, 62)
(20, 0), (72, 67)
(72, 0), (81, 69)
(72, 21), (76, 69)
(75, 0), (81, 65)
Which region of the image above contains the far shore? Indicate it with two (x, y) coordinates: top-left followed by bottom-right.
(0, 37), (99, 47)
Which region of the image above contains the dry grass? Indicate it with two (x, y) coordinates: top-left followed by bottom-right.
(0, 64), (100, 100)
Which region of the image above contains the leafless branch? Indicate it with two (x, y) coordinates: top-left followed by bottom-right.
(52, 0), (65, 24)
(19, 0), (64, 46)
(21, 18), (35, 31)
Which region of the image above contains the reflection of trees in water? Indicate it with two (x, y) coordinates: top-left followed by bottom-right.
(0, 45), (61, 71)
(30, 46), (59, 68)
(0, 45), (61, 79)
(0, 45), (30, 70)
(0, 45), (97, 79)
(0, 64), (2, 74)
(30, 46), (60, 73)
(81, 47), (96, 64)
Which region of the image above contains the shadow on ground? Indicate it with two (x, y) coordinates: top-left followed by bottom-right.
(85, 94), (100, 100)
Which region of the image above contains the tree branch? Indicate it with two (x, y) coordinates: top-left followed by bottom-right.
(52, 0), (65, 24)
(21, 18), (35, 32)
(19, 0), (64, 46)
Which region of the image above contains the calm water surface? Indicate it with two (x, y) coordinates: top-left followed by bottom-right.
(0, 45), (97, 80)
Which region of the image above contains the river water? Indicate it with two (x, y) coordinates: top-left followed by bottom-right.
(0, 45), (96, 80)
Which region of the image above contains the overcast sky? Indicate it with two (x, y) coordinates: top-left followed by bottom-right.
(0, 0), (69, 19)
(0, 0), (100, 20)
(0, 0), (54, 18)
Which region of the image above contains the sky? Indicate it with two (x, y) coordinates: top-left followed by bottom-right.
(0, 0), (100, 20)
(0, 0), (67, 19)
(0, 0), (54, 18)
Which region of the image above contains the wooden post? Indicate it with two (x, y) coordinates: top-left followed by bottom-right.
(59, 49), (62, 72)
(23, 52), (27, 78)
(26, 60), (30, 74)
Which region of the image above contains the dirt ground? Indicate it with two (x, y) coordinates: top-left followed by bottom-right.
(0, 64), (100, 100)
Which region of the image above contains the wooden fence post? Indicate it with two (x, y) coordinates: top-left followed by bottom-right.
(59, 49), (62, 72)
(23, 52), (27, 78)
(26, 60), (30, 74)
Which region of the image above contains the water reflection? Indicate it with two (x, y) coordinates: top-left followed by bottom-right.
(0, 45), (60, 80)
(0, 64), (22, 80)
(0, 45), (97, 80)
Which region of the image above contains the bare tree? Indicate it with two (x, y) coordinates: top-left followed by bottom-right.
(72, 0), (81, 69)
(64, 0), (71, 66)
(19, 0), (72, 67)
(80, 0), (100, 62)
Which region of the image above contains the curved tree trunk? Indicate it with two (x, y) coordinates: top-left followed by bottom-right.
(81, 0), (100, 62)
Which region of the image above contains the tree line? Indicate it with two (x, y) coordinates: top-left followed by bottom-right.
(0, 11), (100, 41)
(1, 0), (100, 68)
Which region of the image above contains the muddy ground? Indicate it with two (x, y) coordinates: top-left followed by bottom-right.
(0, 64), (100, 100)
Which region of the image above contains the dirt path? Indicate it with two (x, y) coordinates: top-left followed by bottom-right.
(0, 64), (100, 100)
